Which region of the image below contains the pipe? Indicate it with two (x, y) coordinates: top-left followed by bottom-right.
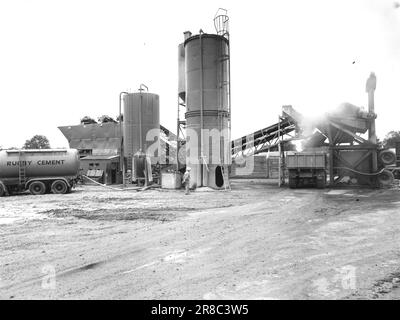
(199, 30), (204, 187)
(82, 175), (160, 191)
(366, 72), (378, 172)
(333, 167), (386, 176)
(227, 33), (232, 167)
(278, 116), (281, 187)
(119, 91), (129, 187)
(138, 84), (149, 152)
(176, 94), (180, 171)
(139, 83), (148, 92)
(82, 175), (140, 191)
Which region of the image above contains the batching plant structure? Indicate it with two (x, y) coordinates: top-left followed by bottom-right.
(178, 9), (231, 189)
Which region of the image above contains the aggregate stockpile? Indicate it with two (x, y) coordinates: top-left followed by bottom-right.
(0, 149), (80, 196)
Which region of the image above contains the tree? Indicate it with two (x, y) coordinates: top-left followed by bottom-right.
(98, 115), (117, 123)
(23, 135), (51, 149)
(80, 116), (97, 125)
(382, 131), (400, 149)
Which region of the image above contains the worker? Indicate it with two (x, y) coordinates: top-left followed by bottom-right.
(126, 170), (132, 184)
(182, 167), (191, 195)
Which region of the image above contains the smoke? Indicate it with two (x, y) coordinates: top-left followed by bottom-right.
(292, 140), (304, 152)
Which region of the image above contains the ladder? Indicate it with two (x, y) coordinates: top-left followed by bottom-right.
(18, 151), (26, 185)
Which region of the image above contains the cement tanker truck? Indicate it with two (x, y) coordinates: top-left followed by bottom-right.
(0, 149), (80, 196)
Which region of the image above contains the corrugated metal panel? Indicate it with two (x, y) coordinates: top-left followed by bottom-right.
(58, 123), (121, 154)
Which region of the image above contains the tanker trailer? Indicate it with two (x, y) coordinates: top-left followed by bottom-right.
(0, 149), (80, 196)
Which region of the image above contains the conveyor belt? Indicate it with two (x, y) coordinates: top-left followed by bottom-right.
(231, 118), (296, 157)
(163, 114), (297, 159)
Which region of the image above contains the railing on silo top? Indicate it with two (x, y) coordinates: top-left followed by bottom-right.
(214, 8), (230, 38)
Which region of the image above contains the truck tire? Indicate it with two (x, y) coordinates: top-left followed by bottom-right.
(316, 172), (326, 189)
(289, 176), (297, 189)
(377, 169), (394, 186)
(51, 180), (68, 194)
(29, 181), (46, 195)
(316, 179), (325, 189)
(379, 150), (396, 166)
(0, 183), (5, 197)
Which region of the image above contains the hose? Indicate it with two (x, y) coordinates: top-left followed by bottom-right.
(81, 175), (160, 191)
(333, 167), (387, 176)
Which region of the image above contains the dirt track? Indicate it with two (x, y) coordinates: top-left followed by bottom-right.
(1, 179), (400, 299)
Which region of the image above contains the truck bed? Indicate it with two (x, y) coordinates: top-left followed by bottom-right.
(286, 152), (326, 169)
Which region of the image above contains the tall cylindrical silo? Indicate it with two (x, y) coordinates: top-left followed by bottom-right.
(123, 91), (160, 170)
(184, 33), (231, 189)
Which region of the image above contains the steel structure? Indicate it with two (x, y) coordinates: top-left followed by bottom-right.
(298, 73), (393, 187)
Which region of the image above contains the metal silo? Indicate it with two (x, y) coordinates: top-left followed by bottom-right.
(178, 42), (186, 101)
(123, 87), (160, 170)
(184, 22), (231, 189)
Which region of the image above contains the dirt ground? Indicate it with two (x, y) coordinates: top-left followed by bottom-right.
(1, 179), (400, 300)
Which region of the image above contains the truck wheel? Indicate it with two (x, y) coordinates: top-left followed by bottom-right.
(379, 150), (396, 166)
(289, 177), (297, 189)
(0, 184), (5, 197)
(51, 180), (68, 194)
(29, 181), (46, 195)
(316, 179), (325, 189)
(377, 169), (394, 186)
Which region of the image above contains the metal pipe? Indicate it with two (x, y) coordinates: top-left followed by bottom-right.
(139, 83), (149, 92)
(366, 72), (378, 173)
(366, 72), (377, 144)
(227, 34), (232, 166)
(138, 84), (148, 153)
(139, 94), (143, 152)
(119, 91), (128, 187)
(176, 95), (180, 171)
(278, 116), (281, 187)
(199, 31), (204, 187)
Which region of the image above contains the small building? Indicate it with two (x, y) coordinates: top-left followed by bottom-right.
(58, 122), (123, 184)
(80, 155), (120, 185)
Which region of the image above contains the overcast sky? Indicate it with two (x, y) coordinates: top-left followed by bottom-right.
(0, 0), (399, 148)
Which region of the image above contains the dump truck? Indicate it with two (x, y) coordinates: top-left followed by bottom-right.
(287, 152), (327, 188)
(0, 149), (80, 196)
